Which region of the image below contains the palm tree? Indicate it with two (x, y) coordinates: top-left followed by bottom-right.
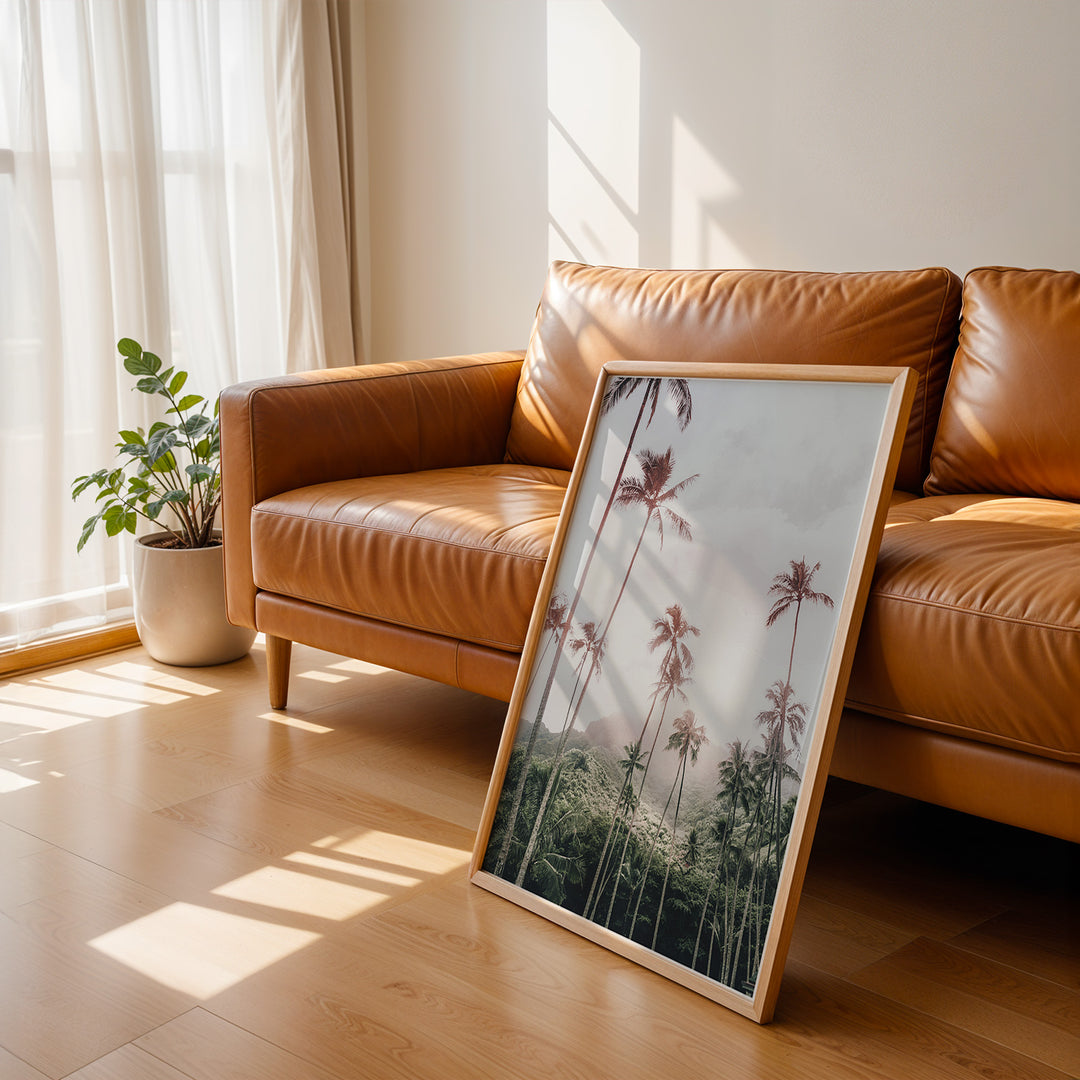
(625, 707), (702, 943)
(756, 680), (808, 762)
(648, 710), (708, 950)
(492, 592), (572, 875)
(754, 680), (808, 886)
(583, 604), (700, 920)
(613, 448), (697, 567)
(583, 739), (647, 915)
(514, 621), (606, 888)
(720, 751), (770, 986)
(766, 558), (834, 692)
(600, 653), (691, 927)
(692, 739), (753, 970)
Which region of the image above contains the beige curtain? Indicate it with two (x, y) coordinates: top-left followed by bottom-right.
(270, 0), (369, 371)
(0, 0), (369, 650)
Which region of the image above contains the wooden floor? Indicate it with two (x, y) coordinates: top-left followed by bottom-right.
(0, 640), (1076, 1080)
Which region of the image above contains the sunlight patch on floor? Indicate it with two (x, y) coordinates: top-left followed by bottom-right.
(296, 669), (348, 684)
(314, 828), (475, 864)
(0, 766), (38, 792)
(88, 901), (320, 999)
(0, 682), (146, 720)
(260, 712), (335, 734)
(38, 669), (189, 705)
(212, 862), (413, 921)
(98, 661), (221, 696)
(286, 848), (424, 887)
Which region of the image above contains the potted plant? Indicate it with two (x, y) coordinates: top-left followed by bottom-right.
(72, 337), (254, 666)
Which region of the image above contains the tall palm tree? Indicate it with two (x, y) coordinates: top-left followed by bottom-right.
(584, 739), (647, 914)
(583, 604), (700, 920)
(649, 710), (708, 950)
(514, 621), (606, 888)
(507, 378), (694, 864)
(492, 592), (572, 875)
(721, 751), (770, 986)
(625, 706), (700, 942)
(600, 653), (691, 927)
(692, 739), (753, 970)
(754, 679), (808, 886)
(766, 558), (834, 691)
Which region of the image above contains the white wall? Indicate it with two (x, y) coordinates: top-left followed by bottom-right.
(364, 0), (1080, 364)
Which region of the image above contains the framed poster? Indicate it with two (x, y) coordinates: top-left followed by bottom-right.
(470, 362), (915, 1023)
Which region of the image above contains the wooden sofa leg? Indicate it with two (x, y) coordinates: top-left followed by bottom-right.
(266, 635), (292, 710)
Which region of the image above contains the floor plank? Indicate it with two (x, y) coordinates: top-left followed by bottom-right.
(62, 1044), (195, 1080)
(850, 937), (1080, 1075)
(949, 907), (1080, 991)
(135, 1008), (342, 1080)
(0, 1045), (50, 1080)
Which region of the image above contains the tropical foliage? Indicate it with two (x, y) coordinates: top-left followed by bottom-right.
(483, 377), (836, 997)
(71, 338), (222, 550)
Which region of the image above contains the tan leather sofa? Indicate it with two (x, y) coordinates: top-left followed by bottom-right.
(220, 262), (1079, 843)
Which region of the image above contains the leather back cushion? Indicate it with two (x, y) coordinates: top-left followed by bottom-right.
(506, 262), (961, 493)
(925, 267), (1080, 499)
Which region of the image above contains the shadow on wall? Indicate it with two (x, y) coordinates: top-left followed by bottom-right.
(546, 0), (1080, 274)
(545, 0), (765, 273)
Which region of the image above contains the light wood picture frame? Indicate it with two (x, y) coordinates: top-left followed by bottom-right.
(471, 362), (915, 1024)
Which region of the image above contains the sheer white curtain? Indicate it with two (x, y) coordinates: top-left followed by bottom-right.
(0, 0), (360, 651)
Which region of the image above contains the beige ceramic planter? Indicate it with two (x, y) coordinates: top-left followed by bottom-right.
(133, 531), (255, 666)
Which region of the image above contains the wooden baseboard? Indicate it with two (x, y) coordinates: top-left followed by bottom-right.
(0, 623), (141, 678)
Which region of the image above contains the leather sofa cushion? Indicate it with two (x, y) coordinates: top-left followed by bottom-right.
(847, 494), (1080, 763)
(925, 267), (1080, 499)
(507, 262), (962, 493)
(250, 465), (570, 652)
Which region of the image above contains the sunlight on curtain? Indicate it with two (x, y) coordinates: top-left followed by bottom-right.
(0, 0), (358, 651)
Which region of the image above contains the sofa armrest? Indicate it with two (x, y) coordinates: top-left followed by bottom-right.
(219, 351), (525, 628)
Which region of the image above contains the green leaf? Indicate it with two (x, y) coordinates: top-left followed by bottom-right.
(169, 371), (189, 397)
(124, 511), (138, 534)
(128, 476), (151, 492)
(146, 427), (178, 464)
(150, 450), (177, 474)
(76, 514), (102, 553)
(136, 376), (165, 395)
(175, 393), (203, 412)
(118, 429), (145, 446)
(142, 351), (163, 374)
(121, 340), (159, 378)
(147, 490), (188, 518)
(182, 414), (211, 439)
(71, 470), (107, 499)
(186, 463), (215, 483)
(103, 503), (128, 537)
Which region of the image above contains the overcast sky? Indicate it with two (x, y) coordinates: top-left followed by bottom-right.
(519, 372), (896, 783)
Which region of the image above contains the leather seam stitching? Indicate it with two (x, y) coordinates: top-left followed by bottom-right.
(871, 590), (1079, 633)
(251, 507), (552, 563)
(257, 587), (523, 652)
(842, 699), (1078, 762)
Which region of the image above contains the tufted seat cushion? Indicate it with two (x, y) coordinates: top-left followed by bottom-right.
(847, 493), (1080, 763)
(250, 464), (570, 652)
